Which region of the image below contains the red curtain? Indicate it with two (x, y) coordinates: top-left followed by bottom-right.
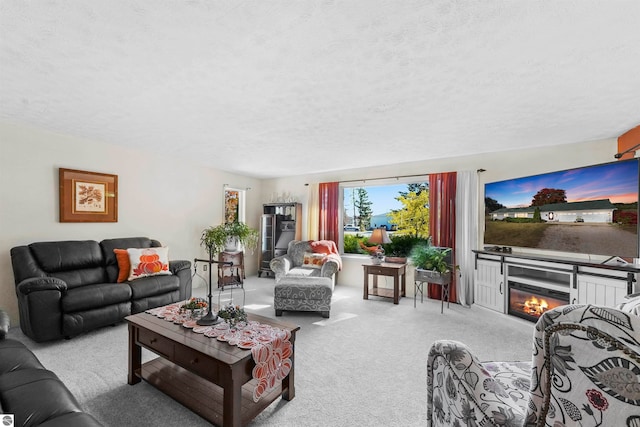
(318, 182), (340, 243)
(428, 172), (457, 303)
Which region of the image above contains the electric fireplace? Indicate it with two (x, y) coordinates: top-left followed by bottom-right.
(508, 281), (570, 322)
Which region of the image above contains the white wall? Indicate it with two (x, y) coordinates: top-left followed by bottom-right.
(0, 121), (263, 324)
(261, 138), (621, 287)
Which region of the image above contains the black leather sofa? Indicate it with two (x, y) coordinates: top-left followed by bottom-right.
(0, 309), (103, 426)
(10, 237), (192, 342)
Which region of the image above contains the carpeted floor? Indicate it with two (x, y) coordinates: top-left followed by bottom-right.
(7, 276), (535, 426)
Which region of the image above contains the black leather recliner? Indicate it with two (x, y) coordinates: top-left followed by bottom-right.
(0, 308), (104, 426)
(10, 237), (192, 342)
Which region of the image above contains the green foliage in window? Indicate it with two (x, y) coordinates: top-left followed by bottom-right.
(388, 190), (430, 237)
(354, 188), (373, 230)
(344, 234), (368, 254)
(382, 234), (429, 257)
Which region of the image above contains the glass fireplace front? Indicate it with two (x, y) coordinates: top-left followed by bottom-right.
(508, 281), (570, 322)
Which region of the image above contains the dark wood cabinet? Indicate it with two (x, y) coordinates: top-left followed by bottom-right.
(258, 203), (302, 277)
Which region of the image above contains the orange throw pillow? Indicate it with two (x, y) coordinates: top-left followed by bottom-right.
(114, 249), (131, 283)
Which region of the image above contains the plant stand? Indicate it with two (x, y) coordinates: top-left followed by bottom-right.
(193, 256), (234, 326)
(414, 268), (451, 313)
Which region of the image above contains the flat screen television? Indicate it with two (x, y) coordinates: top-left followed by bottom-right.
(484, 158), (639, 260)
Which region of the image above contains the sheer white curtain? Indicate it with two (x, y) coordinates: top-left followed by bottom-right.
(306, 183), (319, 240)
(455, 171), (478, 307)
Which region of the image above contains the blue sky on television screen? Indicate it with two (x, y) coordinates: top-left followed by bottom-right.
(486, 160), (639, 208)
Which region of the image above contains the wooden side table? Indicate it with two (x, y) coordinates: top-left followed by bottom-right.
(363, 263), (407, 304)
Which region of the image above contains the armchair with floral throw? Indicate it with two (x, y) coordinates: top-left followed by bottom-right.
(427, 304), (640, 426)
(270, 240), (341, 284)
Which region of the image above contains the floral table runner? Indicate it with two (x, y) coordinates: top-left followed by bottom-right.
(146, 303), (293, 402)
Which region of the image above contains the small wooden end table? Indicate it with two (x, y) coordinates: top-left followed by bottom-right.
(363, 262), (407, 304)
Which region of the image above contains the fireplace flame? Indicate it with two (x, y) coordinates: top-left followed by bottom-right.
(523, 296), (549, 316)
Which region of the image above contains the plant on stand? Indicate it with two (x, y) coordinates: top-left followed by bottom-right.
(410, 242), (458, 284)
(197, 221), (258, 326)
(201, 221), (259, 259)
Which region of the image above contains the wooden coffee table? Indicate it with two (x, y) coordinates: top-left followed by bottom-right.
(126, 311), (300, 427)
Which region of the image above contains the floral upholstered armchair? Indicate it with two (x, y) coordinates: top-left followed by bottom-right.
(427, 304), (640, 426)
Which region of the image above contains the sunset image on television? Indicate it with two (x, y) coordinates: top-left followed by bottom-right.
(484, 159), (639, 259)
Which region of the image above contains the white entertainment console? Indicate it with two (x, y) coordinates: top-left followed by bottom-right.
(472, 250), (640, 315)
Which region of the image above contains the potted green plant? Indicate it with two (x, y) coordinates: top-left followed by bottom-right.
(201, 221), (259, 258)
(410, 243), (457, 284)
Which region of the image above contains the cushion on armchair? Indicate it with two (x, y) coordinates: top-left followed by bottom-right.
(302, 252), (324, 268)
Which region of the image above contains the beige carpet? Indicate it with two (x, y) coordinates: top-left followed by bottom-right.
(8, 276), (535, 426)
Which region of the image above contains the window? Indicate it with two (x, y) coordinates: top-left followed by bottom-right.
(341, 180), (429, 254)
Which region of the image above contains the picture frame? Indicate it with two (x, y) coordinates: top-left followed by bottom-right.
(59, 168), (118, 222)
(224, 188), (241, 224)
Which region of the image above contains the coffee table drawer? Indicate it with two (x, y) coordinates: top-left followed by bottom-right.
(174, 348), (219, 382)
(138, 328), (174, 358)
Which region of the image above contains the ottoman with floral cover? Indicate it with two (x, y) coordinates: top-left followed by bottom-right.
(427, 304), (640, 426)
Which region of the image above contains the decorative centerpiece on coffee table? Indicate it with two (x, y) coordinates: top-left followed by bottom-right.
(181, 297), (207, 319)
(217, 304), (247, 327)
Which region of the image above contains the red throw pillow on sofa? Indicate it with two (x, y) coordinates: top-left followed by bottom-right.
(114, 249), (131, 283)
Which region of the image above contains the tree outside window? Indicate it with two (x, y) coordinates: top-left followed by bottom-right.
(342, 181), (429, 254)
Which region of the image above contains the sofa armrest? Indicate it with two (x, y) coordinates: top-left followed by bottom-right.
(0, 309), (9, 339)
(320, 259), (339, 278)
(270, 255), (293, 276)
(169, 259), (191, 274)
(169, 260), (192, 300)
(14, 277), (67, 342)
(16, 277), (67, 295)
(427, 340), (527, 427)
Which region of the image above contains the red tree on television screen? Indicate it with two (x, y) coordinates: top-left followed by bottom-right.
(531, 188), (567, 206)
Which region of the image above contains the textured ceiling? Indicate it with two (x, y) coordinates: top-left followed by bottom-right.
(1, 1), (640, 178)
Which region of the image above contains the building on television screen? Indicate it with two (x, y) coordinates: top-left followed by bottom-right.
(490, 199), (616, 224)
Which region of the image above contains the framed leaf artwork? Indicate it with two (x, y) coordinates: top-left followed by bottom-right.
(59, 168), (118, 222)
